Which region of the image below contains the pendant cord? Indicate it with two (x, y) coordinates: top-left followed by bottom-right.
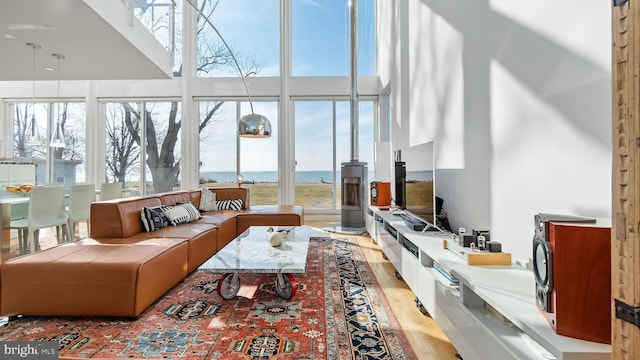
(53, 54), (65, 123)
(32, 45), (36, 112)
(27, 43), (41, 138)
(184, 0), (254, 114)
(32, 44), (36, 126)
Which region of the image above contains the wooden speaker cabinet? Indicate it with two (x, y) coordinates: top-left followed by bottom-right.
(533, 219), (611, 344)
(370, 181), (391, 206)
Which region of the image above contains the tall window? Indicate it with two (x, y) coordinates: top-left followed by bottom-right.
(293, 0), (376, 76)
(199, 100), (279, 204)
(358, 0), (376, 76)
(173, 0), (183, 76)
(11, 102), (86, 189)
(2, 2), (379, 209)
(198, 101), (237, 185)
(292, 0), (349, 76)
(195, 0), (280, 77)
(294, 99), (374, 210)
(104, 101), (182, 196)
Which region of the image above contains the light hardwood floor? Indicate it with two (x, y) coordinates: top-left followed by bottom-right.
(306, 221), (460, 360)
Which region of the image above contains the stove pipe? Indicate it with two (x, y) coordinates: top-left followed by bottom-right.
(339, 0), (367, 230)
(350, 0), (358, 161)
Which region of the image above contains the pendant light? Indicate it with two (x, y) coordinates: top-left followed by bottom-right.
(49, 54), (66, 148)
(185, 0), (272, 138)
(25, 42), (42, 145)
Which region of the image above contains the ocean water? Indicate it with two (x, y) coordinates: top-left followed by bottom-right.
(199, 170), (433, 183)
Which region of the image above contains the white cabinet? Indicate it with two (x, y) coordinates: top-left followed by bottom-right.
(399, 235), (419, 294)
(366, 208), (377, 239)
(377, 220), (402, 272)
(369, 206), (611, 360)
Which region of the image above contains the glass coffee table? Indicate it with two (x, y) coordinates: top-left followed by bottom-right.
(199, 226), (311, 300)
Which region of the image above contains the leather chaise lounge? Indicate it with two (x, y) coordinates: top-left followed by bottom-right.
(0, 187), (303, 318)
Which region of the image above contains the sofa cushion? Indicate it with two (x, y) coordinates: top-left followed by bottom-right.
(0, 238), (189, 317)
(198, 211), (239, 251)
(131, 222), (217, 240)
(91, 197), (163, 238)
(141, 205), (172, 232)
(129, 222), (220, 272)
(164, 203), (201, 225)
(158, 190), (192, 206)
(199, 187), (217, 211)
(236, 205), (304, 234)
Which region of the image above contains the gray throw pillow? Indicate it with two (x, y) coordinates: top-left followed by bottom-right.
(199, 186), (217, 211)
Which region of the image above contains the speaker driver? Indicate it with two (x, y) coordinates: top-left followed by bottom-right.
(370, 182), (390, 206)
(370, 182), (378, 203)
(533, 237), (553, 312)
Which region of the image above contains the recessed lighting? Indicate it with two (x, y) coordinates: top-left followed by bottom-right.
(45, 67), (55, 72)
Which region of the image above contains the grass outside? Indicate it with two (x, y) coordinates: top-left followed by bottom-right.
(205, 182), (341, 208)
(205, 180), (433, 213)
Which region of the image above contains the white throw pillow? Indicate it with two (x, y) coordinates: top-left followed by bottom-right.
(199, 186), (217, 211)
(164, 202), (202, 226)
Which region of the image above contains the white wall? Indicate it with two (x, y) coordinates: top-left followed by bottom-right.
(378, 0), (612, 265)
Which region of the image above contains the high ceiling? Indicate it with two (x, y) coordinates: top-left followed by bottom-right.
(0, 0), (173, 81)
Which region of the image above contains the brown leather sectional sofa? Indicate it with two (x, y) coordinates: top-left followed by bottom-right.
(0, 187), (303, 318)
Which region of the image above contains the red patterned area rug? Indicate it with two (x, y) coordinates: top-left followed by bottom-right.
(0, 238), (416, 359)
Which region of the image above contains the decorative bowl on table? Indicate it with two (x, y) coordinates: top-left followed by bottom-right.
(267, 226), (291, 247)
(5, 184), (34, 196)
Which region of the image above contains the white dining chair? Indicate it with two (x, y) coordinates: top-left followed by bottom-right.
(100, 182), (123, 201)
(68, 184), (96, 240)
(44, 182), (64, 187)
(10, 186), (71, 254)
(8, 202), (29, 254)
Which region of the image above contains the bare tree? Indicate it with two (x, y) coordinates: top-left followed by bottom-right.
(13, 103), (30, 158)
(113, 0), (262, 193)
(106, 104), (140, 184)
(13, 102), (83, 161)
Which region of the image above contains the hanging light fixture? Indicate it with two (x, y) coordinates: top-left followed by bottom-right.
(25, 42), (42, 145)
(49, 53), (66, 148)
(185, 0), (271, 138)
(237, 113), (271, 138)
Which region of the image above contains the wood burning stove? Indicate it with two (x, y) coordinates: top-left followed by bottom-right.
(341, 160), (368, 228)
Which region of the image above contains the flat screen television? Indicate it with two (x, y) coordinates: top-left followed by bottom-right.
(395, 142), (435, 226)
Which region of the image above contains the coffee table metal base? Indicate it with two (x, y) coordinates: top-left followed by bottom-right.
(216, 272), (297, 299)
(201, 226), (311, 300)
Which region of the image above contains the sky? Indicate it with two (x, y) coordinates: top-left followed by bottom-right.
(205, 0), (376, 77)
(197, 0), (376, 172)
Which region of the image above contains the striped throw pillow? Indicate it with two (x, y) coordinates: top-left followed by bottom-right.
(216, 198), (243, 211)
(164, 202), (202, 226)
